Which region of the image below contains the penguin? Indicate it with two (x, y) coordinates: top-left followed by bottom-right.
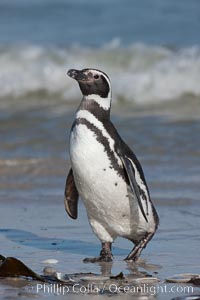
(64, 68), (159, 262)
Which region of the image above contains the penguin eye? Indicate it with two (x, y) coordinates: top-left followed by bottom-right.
(94, 74), (99, 79)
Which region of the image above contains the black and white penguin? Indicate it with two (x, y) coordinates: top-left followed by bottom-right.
(64, 68), (159, 262)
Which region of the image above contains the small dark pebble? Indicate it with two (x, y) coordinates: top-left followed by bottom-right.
(115, 183), (118, 186)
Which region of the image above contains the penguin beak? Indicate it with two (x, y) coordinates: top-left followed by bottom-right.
(67, 69), (87, 81)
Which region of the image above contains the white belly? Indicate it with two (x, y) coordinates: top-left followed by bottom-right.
(70, 123), (152, 242)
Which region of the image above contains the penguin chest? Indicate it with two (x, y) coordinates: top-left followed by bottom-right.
(69, 123), (156, 240)
(69, 123), (130, 220)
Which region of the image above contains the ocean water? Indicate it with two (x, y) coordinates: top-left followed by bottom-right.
(1, 44), (200, 107)
(0, 0), (200, 108)
(0, 2), (200, 299)
(0, 0), (199, 46)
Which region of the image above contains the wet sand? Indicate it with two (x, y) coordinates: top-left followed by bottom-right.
(1, 195), (200, 299)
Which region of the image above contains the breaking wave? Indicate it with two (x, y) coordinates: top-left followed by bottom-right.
(0, 43), (200, 107)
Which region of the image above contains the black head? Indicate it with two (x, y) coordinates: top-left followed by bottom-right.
(67, 68), (111, 98)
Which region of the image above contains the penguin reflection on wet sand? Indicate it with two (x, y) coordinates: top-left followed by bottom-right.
(64, 68), (159, 262)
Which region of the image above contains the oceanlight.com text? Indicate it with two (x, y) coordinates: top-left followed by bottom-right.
(33, 283), (194, 296)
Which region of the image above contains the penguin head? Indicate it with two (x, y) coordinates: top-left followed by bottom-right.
(67, 68), (111, 98)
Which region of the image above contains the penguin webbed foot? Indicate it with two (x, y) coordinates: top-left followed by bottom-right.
(83, 242), (113, 263)
(124, 232), (155, 262)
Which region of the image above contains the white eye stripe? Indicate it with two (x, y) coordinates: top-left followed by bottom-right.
(86, 69), (111, 88)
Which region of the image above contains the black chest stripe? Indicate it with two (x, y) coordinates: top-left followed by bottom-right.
(72, 118), (127, 182)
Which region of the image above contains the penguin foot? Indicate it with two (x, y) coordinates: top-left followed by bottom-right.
(124, 232), (154, 261)
(83, 242), (113, 263)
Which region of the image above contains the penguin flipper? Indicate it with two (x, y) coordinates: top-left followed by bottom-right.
(120, 155), (148, 223)
(64, 168), (79, 219)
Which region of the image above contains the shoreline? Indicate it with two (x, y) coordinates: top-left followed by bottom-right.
(0, 194), (200, 299)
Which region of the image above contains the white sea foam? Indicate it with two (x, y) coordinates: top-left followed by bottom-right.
(0, 44), (200, 106)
